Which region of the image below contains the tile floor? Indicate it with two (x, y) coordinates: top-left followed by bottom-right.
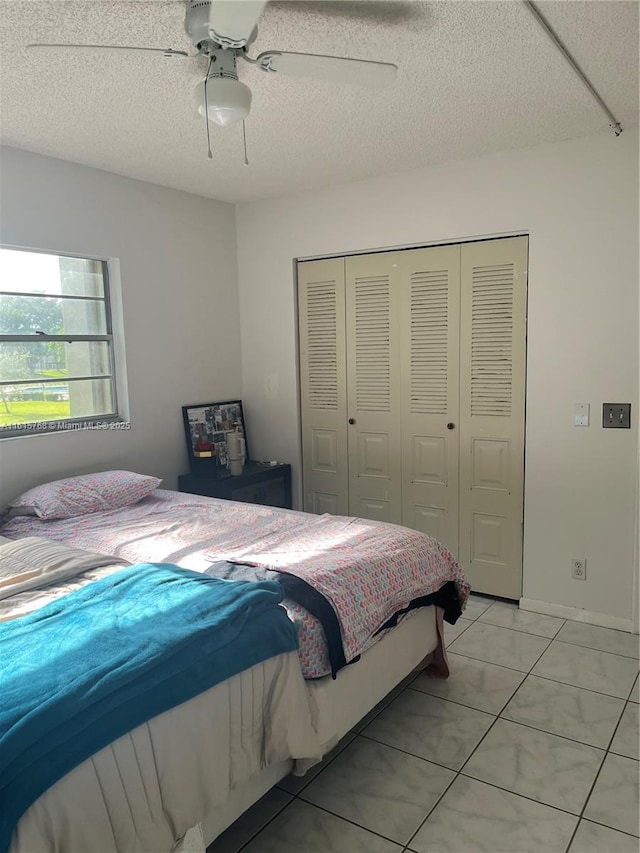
(210, 596), (640, 853)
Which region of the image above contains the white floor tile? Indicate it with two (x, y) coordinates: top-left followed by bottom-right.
(445, 617), (473, 647)
(630, 675), (639, 703)
(556, 621), (640, 659)
(532, 641), (639, 699)
(502, 675), (625, 748)
(610, 703), (640, 760)
(448, 622), (550, 672)
(242, 800), (402, 853)
(462, 595), (494, 620)
(228, 614), (640, 853)
(463, 719), (604, 814)
(300, 737), (454, 845)
(412, 653), (525, 714)
(363, 688), (494, 770)
(584, 753), (640, 838)
(479, 601), (565, 638)
(209, 788), (292, 853)
(409, 775), (578, 853)
(568, 819), (640, 853)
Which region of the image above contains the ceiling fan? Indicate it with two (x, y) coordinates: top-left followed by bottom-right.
(27, 0), (399, 162)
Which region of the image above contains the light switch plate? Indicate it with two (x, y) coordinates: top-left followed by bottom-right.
(602, 403), (631, 429)
(574, 404), (590, 427)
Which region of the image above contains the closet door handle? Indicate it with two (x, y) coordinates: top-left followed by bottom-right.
(447, 422), (455, 430)
(348, 418), (356, 425)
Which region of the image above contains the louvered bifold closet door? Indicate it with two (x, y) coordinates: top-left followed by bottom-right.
(399, 245), (460, 554)
(345, 252), (403, 523)
(298, 258), (349, 515)
(459, 237), (528, 598)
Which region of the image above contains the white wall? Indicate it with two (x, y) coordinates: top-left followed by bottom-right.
(236, 130), (639, 625)
(0, 146), (241, 503)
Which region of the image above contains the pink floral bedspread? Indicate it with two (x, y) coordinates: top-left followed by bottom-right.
(211, 513), (469, 665)
(1, 491), (469, 678)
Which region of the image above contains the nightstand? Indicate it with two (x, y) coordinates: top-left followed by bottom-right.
(178, 462), (292, 509)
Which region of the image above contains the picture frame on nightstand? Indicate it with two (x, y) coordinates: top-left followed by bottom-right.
(182, 400), (250, 475)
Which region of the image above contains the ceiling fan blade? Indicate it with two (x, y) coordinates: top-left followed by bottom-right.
(26, 44), (190, 57)
(208, 1), (267, 48)
(268, 1), (420, 24)
(256, 51), (397, 89)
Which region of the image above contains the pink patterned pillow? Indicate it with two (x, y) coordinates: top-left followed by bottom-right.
(9, 471), (162, 520)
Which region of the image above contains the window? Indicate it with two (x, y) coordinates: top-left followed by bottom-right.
(0, 247), (121, 436)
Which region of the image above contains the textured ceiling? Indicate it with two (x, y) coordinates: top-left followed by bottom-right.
(0, 0), (638, 203)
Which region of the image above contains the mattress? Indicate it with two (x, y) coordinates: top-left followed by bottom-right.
(1, 490), (465, 678)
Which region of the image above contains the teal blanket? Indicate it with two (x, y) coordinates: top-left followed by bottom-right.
(0, 563), (298, 853)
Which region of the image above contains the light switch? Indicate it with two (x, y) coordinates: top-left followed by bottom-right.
(574, 404), (590, 427)
(603, 403), (631, 429)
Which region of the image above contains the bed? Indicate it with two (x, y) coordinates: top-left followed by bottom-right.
(0, 472), (469, 852)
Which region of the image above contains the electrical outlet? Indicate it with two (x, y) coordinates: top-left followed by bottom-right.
(571, 559), (587, 580)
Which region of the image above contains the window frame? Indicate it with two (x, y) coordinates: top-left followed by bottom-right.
(0, 247), (124, 438)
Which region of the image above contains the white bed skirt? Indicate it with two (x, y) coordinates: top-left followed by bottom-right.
(10, 608), (438, 853)
(10, 652), (320, 853)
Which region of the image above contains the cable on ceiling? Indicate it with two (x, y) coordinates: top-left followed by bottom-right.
(522, 0), (622, 136)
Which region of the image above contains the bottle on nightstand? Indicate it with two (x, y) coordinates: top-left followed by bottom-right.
(226, 424), (246, 476)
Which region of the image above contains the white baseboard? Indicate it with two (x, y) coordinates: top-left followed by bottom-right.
(519, 598), (636, 634)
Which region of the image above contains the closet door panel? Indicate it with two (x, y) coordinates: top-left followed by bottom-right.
(345, 252), (403, 523)
(298, 258), (349, 515)
(399, 245), (461, 556)
(459, 237), (528, 598)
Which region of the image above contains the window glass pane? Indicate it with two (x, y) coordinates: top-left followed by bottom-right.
(0, 295), (107, 335)
(0, 378), (115, 427)
(0, 341), (112, 383)
(0, 247), (120, 435)
(0, 249), (105, 298)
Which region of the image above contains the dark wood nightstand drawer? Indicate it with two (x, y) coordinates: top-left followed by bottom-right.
(178, 462), (292, 509)
(230, 478), (285, 507)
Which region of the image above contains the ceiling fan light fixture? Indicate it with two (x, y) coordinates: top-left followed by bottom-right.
(194, 76), (252, 127)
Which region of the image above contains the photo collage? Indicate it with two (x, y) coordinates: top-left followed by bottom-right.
(185, 401), (246, 468)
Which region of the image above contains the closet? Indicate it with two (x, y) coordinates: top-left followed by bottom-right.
(297, 236), (527, 598)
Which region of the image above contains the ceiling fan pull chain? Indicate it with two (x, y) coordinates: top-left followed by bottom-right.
(204, 56), (214, 160)
(242, 120), (249, 166)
